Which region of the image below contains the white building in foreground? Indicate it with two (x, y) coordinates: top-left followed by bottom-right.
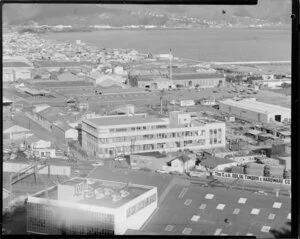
(219, 98), (291, 124)
(81, 111), (226, 158)
(27, 177), (157, 235)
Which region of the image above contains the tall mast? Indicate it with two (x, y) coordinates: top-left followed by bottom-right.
(169, 49), (173, 81)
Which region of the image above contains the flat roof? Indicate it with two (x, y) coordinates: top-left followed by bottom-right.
(173, 73), (223, 80)
(142, 184), (291, 237)
(34, 61), (96, 67)
(85, 115), (167, 127)
(87, 167), (173, 200)
(3, 61), (32, 67)
(220, 99), (291, 115)
(37, 177), (152, 209)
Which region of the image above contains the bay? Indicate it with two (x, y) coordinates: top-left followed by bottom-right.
(44, 27), (291, 62)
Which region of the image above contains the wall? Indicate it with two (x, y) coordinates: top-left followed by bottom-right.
(25, 112), (52, 132)
(3, 162), (71, 176)
(116, 187), (158, 234)
(15, 69), (32, 80)
(219, 102), (268, 123)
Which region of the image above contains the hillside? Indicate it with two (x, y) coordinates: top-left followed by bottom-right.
(3, 2), (291, 28)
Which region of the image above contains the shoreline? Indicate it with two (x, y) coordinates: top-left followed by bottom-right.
(17, 24), (291, 35)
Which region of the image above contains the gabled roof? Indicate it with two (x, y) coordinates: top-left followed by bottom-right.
(53, 120), (72, 131)
(3, 124), (30, 133)
(168, 155), (192, 164)
(57, 71), (80, 81)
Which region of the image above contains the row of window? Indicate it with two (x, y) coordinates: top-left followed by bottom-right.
(96, 139), (207, 156)
(109, 125), (168, 133)
(96, 130), (206, 144)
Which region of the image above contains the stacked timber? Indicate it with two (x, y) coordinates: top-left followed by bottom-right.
(245, 163), (264, 176)
(268, 165), (285, 178)
(231, 166), (245, 174)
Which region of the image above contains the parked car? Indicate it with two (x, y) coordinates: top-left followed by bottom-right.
(156, 169), (169, 174)
(114, 156), (126, 161)
(92, 162), (104, 167)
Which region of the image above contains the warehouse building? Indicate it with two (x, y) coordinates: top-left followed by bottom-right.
(27, 177), (157, 235)
(81, 110), (226, 158)
(173, 73), (225, 88)
(219, 98), (291, 124)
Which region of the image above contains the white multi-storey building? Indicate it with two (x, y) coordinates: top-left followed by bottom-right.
(81, 111), (226, 158)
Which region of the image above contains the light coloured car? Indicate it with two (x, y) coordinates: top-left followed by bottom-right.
(92, 162), (104, 167)
(114, 157), (126, 161)
(156, 169), (169, 174)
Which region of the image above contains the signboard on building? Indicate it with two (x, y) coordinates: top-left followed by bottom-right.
(212, 171), (291, 185)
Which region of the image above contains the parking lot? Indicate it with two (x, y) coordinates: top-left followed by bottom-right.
(142, 184), (291, 237)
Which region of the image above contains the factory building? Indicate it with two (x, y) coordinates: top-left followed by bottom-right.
(219, 98), (291, 124)
(27, 177), (158, 235)
(173, 73), (225, 88)
(81, 110), (226, 158)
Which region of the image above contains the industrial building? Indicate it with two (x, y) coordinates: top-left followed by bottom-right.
(27, 177), (157, 235)
(219, 98), (291, 124)
(173, 73), (225, 88)
(81, 110), (226, 158)
(137, 76), (174, 90)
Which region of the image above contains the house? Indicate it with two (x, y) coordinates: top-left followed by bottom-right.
(52, 120), (79, 141)
(197, 156), (238, 171)
(166, 155), (196, 173)
(30, 139), (56, 158)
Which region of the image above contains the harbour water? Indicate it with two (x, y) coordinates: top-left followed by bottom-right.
(44, 27), (291, 62)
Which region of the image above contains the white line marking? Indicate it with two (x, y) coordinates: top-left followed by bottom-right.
(214, 228), (222, 235)
(179, 188), (188, 198)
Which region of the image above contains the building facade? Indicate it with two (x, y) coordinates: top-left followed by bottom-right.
(81, 111), (226, 158)
(27, 178), (158, 235)
(173, 73), (225, 88)
(219, 99), (291, 124)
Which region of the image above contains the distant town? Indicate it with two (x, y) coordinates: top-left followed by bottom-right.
(3, 26), (291, 237)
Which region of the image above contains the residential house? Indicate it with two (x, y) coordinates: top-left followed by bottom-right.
(166, 155), (196, 173)
(197, 156), (238, 171)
